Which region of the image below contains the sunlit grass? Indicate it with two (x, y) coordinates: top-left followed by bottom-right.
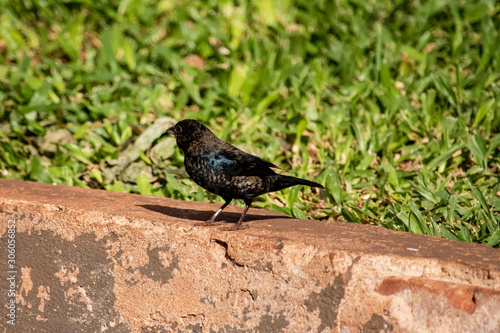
(0, 0), (499, 246)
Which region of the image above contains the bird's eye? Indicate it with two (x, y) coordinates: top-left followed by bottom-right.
(176, 126), (183, 134)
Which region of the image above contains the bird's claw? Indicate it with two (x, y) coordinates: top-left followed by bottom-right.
(193, 220), (228, 227)
(219, 224), (249, 231)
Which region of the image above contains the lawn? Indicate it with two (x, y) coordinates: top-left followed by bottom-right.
(1, 0), (499, 246)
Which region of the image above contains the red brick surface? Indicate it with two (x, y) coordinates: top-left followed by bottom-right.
(0, 179), (499, 332)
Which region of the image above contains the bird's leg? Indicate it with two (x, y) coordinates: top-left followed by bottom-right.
(220, 199), (251, 231)
(234, 203), (251, 228)
(193, 200), (231, 227)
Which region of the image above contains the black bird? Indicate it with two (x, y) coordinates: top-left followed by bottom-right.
(167, 119), (324, 230)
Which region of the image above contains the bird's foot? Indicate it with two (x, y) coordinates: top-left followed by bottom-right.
(193, 220), (228, 227)
(219, 224), (249, 231)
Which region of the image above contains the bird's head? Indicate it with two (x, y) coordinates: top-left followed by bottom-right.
(167, 119), (214, 152)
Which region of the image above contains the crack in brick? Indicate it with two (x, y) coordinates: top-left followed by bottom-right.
(213, 239), (245, 268)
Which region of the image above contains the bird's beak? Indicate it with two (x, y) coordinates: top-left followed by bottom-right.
(167, 126), (175, 136)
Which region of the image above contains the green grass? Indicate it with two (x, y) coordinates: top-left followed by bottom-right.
(1, 0), (499, 246)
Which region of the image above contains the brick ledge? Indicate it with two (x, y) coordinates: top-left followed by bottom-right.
(0, 179), (499, 332)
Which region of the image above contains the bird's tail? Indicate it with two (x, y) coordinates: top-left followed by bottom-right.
(270, 175), (324, 192)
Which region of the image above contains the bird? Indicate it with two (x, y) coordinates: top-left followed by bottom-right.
(167, 119), (324, 230)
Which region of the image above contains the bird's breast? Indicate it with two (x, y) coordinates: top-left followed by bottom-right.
(184, 155), (231, 193)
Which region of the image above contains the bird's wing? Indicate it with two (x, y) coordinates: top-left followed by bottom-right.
(216, 145), (278, 177)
